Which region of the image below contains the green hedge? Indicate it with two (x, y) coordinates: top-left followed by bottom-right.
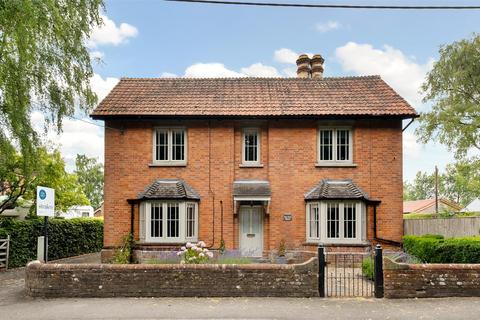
(403, 235), (480, 263)
(0, 217), (103, 268)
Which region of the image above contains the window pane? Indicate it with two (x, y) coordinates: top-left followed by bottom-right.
(320, 130), (333, 161)
(344, 203), (356, 238)
(309, 204), (319, 238)
(244, 130), (258, 162)
(336, 129), (350, 161)
(327, 203), (340, 238)
(186, 204), (196, 238)
(172, 130), (185, 161)
(167, 203), (180, 238)
(156, 130), (168, 161)
(150, 203), (163, 238)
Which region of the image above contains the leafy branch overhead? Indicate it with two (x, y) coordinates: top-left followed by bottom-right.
(417, 34), (480, 157)
(0, 0), (103, 176)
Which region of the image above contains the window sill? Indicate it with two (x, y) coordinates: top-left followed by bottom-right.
(315, 163), (357, 168)
(149, 162), (187, 167)
(239, 163), (264, 168)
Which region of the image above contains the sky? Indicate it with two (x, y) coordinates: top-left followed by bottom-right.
(36, 0), (480, 181)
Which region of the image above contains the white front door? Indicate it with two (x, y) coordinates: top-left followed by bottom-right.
(239, 206), (263, 257)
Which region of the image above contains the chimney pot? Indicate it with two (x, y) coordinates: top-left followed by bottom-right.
(296, 54), (311, 78)
(311, 54), (325, 79)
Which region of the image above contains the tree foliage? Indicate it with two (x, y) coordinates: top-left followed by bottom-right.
(0, 0), (103, 172)
(404, 161), (480, 207)
(417, 34), (480, 157)
(75, 154), (104, 209)
(23, 148), (90, 215)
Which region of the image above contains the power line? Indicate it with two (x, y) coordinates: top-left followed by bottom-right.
(165, 0), (480, 10)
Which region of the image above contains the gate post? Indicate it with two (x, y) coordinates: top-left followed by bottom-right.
(318, 245), (325, 297)
(374, 244), (384, 298)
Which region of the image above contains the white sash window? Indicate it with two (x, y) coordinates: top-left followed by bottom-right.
(318, 127), (353, 164)
(153, 127), (187, 165)
(140, 201), (198, 243)
(306, 201), (365, 244)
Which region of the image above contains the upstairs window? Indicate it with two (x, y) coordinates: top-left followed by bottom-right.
(318, 127), (352, 164)
(153, 128), (187, 165)
(242, 128), (261, 165)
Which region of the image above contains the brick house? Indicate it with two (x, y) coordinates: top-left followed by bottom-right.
(91, 54), (417, 261)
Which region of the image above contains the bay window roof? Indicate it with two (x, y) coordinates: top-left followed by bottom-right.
(305, 179), (374, 202)
(134, 179), (200, 201)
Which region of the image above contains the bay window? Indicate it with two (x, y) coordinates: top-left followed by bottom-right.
(140, 201), (198, 243)
(306, 201), (365, 244)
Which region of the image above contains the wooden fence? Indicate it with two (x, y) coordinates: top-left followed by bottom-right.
(404, 217), (480, 238)
(0, 235), (10, 270)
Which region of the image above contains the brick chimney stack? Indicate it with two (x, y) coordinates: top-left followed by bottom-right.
(296, 54), (311, 78)
(310, 54), (325, 79)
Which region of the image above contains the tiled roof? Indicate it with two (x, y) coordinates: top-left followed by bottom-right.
(233, 180), (271, 197)
(305, 180), (370, 201)
(403, 198), (461, 213)
(91, 76), (417, 119)
(137, 179), (200, 200)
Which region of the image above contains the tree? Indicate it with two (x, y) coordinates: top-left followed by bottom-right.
(0, 0), (103, 176)
(75, 154), (104, 209)
(23, 148), (89, 216)
(416, 34), (480, 158)
(0, 139), (34, 213)
(404, 162), (480, 207)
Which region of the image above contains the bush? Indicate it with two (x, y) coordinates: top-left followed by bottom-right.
(403, 235), (480, 263)
(112, 233), (133, 264)
(361, 257), (374, 280)
(0, 217), (103, 268)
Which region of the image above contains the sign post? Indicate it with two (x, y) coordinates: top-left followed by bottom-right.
(36, 186), (55, 262)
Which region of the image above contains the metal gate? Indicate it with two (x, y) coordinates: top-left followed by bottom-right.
(318, 244), (384, 298)
(0, 235), (10, 270)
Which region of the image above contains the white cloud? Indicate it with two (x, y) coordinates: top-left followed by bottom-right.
(273, 48), (299, 64)
(32, 112), (104, 172)
(160, 72), (178, 78)
(184, 63), (244, 78)
(316, 21), (341, 33)
(88, 14), (138, 48)
(90, 73), (119, 102)
(335, 42), (433, 107)
(240, 63), (280, 77)
(403, 131), (421, 159)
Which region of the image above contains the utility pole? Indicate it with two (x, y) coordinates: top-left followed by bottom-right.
(435, 165), (439, 214)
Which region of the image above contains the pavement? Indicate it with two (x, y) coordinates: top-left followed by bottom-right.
(1, 253), (480, 320)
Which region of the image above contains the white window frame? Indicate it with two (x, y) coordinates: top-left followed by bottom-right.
(142, 201), (198, 243)
(317, 127), (353, 164)
(306, 201), (365, 244)
(241, 127), (261, 166)
(152, 127), (187, 166)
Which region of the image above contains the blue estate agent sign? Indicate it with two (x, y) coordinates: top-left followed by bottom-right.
(36, 186), (55, 217)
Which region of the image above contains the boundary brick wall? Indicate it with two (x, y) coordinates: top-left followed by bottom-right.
(384, 257), (480, 298)
(25, 258), (318, 298)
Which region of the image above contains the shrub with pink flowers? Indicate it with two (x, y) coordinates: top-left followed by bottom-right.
(177, 241), (214, 264)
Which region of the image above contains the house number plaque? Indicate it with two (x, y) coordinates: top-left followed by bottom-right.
(283, 214), (292, 221)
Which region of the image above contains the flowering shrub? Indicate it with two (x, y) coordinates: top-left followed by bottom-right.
(177, 241), (214, 264)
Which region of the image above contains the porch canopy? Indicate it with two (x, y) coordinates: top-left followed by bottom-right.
(233, 180), (271, 214)
(304, 179), (379, 204)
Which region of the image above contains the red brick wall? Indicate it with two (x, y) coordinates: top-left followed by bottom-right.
(384, 257), (480, 298)
(103, 119), (403, 251)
